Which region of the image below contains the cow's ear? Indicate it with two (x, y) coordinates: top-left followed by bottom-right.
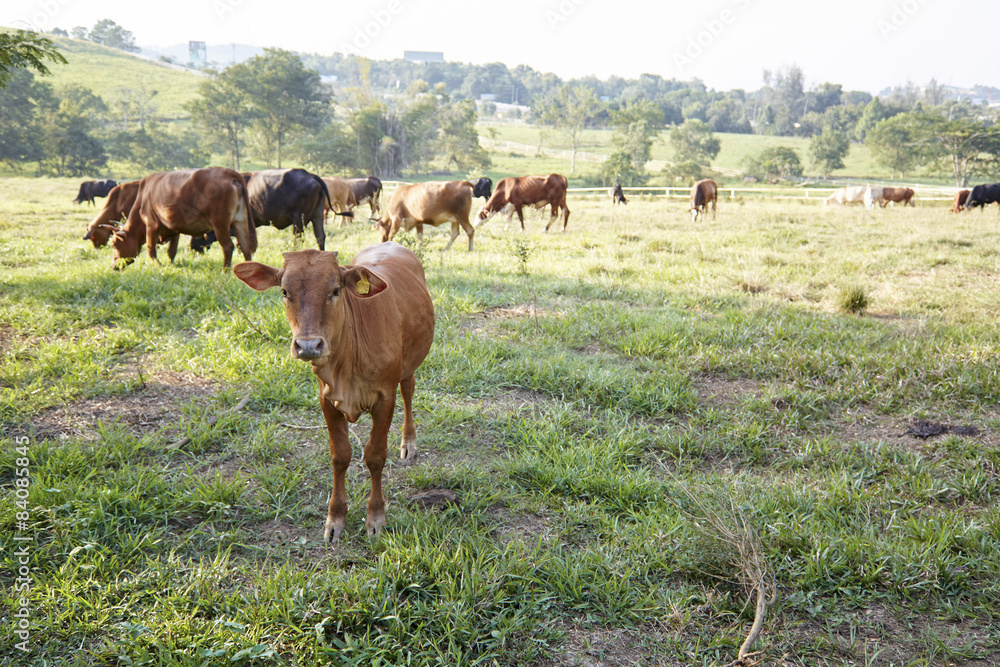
(341, 266), (388, 298)
(234, 262), (282, 291)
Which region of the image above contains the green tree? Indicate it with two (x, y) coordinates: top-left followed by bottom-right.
(289, 121), (359, 174)
(742, 146), (803, 183)
(601, 98), (663, 185)
(0, 29), (66, 88)
(0, 69), (54, 168)
(105, 122), (207, 172)
(535, 84), (602, 173)
(87, 19), (140, 53)
(41, 86), (108, 175)
(866, 112), (927, 178)
(918, 116), (1000, 187)
(855, 97), (888, 141)
(669, 118), (721, 166)
(187, 63), (256, 170)
(438, 99), (490, 171)
(242, 49), (330, 167)
(809, 128), (850, 177)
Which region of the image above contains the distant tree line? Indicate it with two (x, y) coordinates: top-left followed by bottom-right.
(3, 27), (1000, 186)
(49, 19), (140, 53)
(0, 40), (489, 179)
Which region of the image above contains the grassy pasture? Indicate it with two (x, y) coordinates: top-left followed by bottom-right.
(2, 177), (1000, 665)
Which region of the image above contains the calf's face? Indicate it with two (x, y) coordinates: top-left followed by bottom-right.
(233, 249), (387, 363)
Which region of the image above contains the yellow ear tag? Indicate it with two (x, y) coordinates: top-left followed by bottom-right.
(356, 275), (370, 295)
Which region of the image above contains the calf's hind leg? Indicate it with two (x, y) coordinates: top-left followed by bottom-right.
(399, 375), (419, 461)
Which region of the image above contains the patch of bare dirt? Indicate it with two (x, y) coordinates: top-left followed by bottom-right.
(492, 507), (557, 547)
(693, 376), (766, 407)
(789, 603), (1000, 667)
(408, 488), (460, 510)
(26, 370), (219, 441)
(459, 304), (550, 337)
(544, 623), (650, 667)
(253, 519), (312, 546)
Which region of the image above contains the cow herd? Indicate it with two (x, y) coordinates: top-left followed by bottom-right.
(69, 168), (1000, 541)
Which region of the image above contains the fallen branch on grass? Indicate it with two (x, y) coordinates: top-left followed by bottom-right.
(167, 394), (252, 450)
(668, 476), (777, 667)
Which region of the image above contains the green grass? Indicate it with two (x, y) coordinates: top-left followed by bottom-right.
(29, 34), (202, 117)
(479, 123), (948, 185)
(2, 177), (1000, 665)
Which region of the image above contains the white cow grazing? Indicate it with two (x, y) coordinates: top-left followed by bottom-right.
(864, 185), (884, 210)
(825, 185), (867, 205)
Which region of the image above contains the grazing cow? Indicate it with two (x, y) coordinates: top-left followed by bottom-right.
(83, 181), (139, 248)
(73, 179), (117, 206)
(471, 176), (493, 200)
(963, 183), (1000, 211)
(233, 242), (435, 543)
(824, 185), (868, 206)
(476, 173), (570, 232)
(348, 176), (384, 217)
(880, 187), (915, 207)
(378, 180), (475, 251)
(864, 185), (884, 210)
(248, 169), (332, 249)
(610, 183), (627, 205)
(111, 167), (256, 270)
(951, 189), (970, 213)
(690, 179), (717, 222)
(321, 176), (358, 227)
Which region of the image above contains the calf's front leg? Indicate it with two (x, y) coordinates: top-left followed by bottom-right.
(321, 397), (351, 544)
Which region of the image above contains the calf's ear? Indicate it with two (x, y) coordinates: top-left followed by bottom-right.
(233, 262), (282, 291)
(341, 266), (388, 298)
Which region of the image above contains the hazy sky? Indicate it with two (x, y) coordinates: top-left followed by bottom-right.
(4, 0), (997, 94)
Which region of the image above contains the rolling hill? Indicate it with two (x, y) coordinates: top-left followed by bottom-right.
(32, 34), (203, 117)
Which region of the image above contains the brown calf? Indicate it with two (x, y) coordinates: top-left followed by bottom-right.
(234, 242), (435, 542)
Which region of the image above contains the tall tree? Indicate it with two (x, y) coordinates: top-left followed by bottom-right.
(242, 49), (330, 167)
(809, 128), (850, 177)
(920, 116), (1000, 187)
(601, 98), (663, 185)
(0, 29), (66, 88)
(0, 69), (55, 168)
(669, 118), (721, 165)
(41, 85), (108, 175)
(534, 84), (602, 173)
(866, 112), (927, 178)
(186, 63), (256, 170)
(437, 99), (490, 171)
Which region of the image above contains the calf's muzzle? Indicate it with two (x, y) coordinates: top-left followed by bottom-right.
(292, 336), (327, 360)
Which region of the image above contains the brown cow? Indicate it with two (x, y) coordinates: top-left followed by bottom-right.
(83, 181), (140, 248)
(233, 242), (435, 543)
(321, 176), (358, 227)
(378, 180), (476, 251)
(476, 174), (570, 232)
(690, 179), (717, 222)
(111, 167), (256, 270)
(880, 187), (915, 207)
(952, 189), (970, 213)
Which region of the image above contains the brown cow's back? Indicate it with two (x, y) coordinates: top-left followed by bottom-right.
(113, 167), (255, 269)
